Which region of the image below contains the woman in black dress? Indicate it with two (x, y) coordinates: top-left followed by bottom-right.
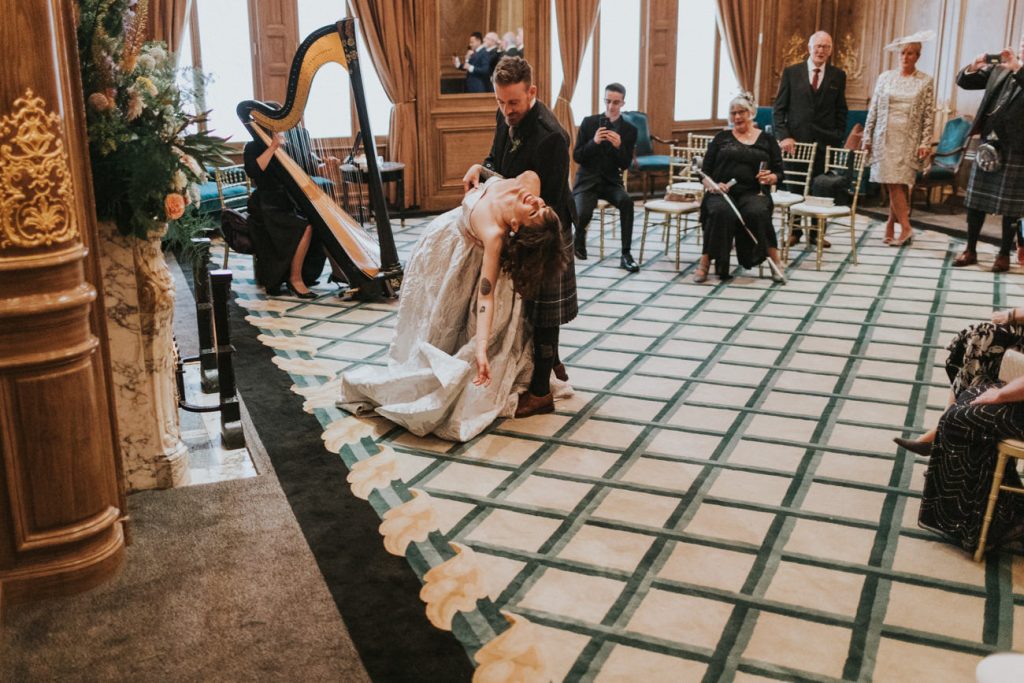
(694, 93), (785, 282)
(243, 131), (324, 298)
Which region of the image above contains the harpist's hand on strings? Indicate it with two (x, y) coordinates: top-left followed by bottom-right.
(473, 351), (492, 387)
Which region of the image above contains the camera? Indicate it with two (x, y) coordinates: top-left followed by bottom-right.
(984, 53), (1003, 66)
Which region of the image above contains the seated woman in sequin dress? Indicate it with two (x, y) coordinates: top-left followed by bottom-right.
(693, 93), (786, 283)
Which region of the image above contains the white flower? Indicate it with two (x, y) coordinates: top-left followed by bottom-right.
(137, 54), (155, 71)
(420, 543), (489, 630)
(171, 169), (188, 191)
(322, 416), (381, 453)
(379, 489), (439, 556)
(474, 612), (548, 683)
(187, 183), (201, 207)
(147, 45), (167, 63)
(347, 446), (398, 499)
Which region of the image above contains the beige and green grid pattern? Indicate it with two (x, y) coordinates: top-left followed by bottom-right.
(231, 211), (1024, 682)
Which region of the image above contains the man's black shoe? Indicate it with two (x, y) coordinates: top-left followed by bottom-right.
(620, 253), (639, 272)
(573, 235), (588, 260)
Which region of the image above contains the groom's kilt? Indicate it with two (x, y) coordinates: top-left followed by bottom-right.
(965, 146), (1024, 216)
(526, 234), (578, 327)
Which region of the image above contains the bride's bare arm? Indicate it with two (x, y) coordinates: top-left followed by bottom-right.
(472, 234), (502, 386)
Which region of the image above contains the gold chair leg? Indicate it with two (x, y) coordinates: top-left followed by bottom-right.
(849, 215), (858, 265)
(599, 209), (606, 260)
(639, 210), (650, 265)
(816, 218), (825, 271)
(675, 214), (682, 270)
(780, 208), (790, 265)
(975, 450), (1011, 562)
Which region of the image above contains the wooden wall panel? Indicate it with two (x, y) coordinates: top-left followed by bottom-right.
(249, 0), (299, 104)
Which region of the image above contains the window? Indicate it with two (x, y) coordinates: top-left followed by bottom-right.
(673, 0), (742, 122)
(551, 1), (642, 123)
(194, 0), (253, 142)
(181, 1), (392, 145)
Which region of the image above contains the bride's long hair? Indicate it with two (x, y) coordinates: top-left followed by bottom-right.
(499, 206), (567, 300)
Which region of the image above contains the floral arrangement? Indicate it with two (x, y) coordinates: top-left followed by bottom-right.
(77, 0), (231, 238)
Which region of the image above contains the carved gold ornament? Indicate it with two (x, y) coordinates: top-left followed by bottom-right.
(0, 89), (78, 250)
(834, 33), (864, 82)
(778, 34), (808, 77)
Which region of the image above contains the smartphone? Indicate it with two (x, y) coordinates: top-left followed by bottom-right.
(984, 53), (1003, 66)
(598, 115), (610, 128)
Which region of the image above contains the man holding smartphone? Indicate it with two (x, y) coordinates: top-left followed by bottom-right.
(952, 33), (1024, 272)
(571, 83), (639, 271)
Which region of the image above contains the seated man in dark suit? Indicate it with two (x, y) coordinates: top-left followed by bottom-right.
(773, 30), (848, 249)
(571, 83), (639, 271)
(452, 32), (491, 93)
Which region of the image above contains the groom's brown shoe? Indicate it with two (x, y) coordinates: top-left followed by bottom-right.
(515, 391), (554, 418)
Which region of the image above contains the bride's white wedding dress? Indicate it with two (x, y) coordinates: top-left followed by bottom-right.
(338, 177), (534, 442)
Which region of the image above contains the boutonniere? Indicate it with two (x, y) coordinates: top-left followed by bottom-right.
(509, 134), (522, 154)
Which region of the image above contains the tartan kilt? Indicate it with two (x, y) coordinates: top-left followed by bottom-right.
(525, 231), (578, 327)
(965, 146), (1024, 216)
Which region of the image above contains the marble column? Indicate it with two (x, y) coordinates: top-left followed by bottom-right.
(98, 222), (190, 491)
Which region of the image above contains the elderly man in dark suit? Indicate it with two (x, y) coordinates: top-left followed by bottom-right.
(462, 56), (577, 418)
(952, 35), (1024, 273)
(571, 83), (639, 271)
(773, 30), (848, 248)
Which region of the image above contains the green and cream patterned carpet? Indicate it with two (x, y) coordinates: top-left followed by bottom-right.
(229, 210), (1024, 682)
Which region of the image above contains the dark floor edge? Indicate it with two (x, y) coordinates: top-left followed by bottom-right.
(222, 283), (475, 683)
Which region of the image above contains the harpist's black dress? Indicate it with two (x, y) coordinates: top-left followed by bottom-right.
(243, 139), (325, 291)
(699, 129), (784, 278)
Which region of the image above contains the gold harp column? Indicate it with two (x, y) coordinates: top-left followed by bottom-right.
(0, 0), (126, 612)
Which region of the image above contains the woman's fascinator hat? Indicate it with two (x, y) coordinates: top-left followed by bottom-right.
(885, 30), (935, 51)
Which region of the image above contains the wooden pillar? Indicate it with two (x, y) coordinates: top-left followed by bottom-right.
(0, 0), (126, 614)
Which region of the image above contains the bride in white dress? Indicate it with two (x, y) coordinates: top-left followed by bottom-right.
(338, 170), (567, 441)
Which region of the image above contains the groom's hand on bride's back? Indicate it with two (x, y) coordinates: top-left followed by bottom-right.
(463, 165), (484, 194)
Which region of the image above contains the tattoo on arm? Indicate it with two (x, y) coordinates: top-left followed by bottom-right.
(479, 305), (486, 313)
(480, 278), (493, 296)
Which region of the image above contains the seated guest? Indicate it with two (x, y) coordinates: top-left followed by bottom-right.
(571, 82), (639, 271)
(896, 306), (1024, 455)
(919, 372), (1024, 556)
(243, 131), (325, 299)
(693, 92), (785, 283)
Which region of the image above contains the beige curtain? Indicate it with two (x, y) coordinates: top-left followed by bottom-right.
(350, 0), (418, 208)
(147, 0), (192, 53)
(716, 0), (762, 93)
(553, 0), (600, 148)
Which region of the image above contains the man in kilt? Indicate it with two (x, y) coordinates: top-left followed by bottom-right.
(953, 35), (1024, 273)
(462, 56), (578, 418)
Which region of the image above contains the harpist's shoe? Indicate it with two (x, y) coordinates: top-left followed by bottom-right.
(515, 391), (554, 418)
(894, 436), (933, 457)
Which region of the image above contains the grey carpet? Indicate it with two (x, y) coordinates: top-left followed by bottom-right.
(0, 253), (371, 683)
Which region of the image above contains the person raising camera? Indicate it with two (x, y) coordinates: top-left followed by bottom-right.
(571, 83), (639, 271)
(952, 33), (1024, 273)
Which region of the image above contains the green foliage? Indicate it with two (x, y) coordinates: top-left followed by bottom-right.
(77, 0), (233, 239)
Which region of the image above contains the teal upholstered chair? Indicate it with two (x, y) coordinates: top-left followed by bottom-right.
(621, 111), (679, 198)
(914, 116), (972, 207)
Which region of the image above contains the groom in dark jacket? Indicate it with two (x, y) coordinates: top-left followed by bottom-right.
(773, 30), (848, 248)
(462, 56), (577, 418)
(571, 82), (639, 271)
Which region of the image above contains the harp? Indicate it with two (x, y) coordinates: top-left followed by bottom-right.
(236, 19), (403, 300)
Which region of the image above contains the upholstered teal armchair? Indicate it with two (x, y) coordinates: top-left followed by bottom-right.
(915, 116), (972, 207)
(621, 111), (679, 198)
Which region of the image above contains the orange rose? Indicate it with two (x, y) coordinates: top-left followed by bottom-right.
(164, 193), (186, 220)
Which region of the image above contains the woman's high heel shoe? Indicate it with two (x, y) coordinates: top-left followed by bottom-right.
(892, 233), (914, 247)
(894, 436), (932, 456)
(286, 281), (317, 300)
